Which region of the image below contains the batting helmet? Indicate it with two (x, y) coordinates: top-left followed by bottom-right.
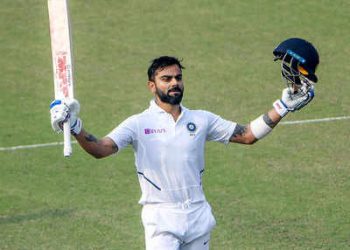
(273, 38), (319, 91)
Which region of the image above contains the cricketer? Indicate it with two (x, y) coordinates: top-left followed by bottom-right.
(50, 38), (319, 249)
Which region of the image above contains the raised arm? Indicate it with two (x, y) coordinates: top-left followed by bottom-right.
(73, 129), (118, 158)
(230, 108), (281, 144)
(50, 98), (118, 159)
(230, 87), (314, 145)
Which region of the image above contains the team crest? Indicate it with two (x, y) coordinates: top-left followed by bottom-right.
(186, 122), (197, 133)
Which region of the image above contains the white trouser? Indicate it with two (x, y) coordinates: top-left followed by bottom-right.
(141, 201), (216, 250)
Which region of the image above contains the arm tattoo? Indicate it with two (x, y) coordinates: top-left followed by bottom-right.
(231, 124), (247, 138)
(85, 134), (98, 143)
(263, 113), (278, 128)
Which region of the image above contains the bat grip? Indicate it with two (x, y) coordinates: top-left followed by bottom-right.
(63, 120), (72, 157)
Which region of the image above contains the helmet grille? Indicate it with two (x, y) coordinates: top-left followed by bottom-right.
(280, 53), (315, 94)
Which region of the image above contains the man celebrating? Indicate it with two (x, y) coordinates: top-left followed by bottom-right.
(50, 38), (319, 249)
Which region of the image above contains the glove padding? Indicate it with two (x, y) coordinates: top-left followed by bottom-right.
(50, 98), (82, 135)
(273, 87), (314, 117)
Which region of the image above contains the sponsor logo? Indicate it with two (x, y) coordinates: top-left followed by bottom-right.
(55, 52), (72, 97)
(144, 128), (166, 135)
(287, 49), (306, 63)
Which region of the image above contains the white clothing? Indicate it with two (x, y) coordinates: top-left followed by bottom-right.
(142, 201), (214, 250)
(107, 100), (236, 205)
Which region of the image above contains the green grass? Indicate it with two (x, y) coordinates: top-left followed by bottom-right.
(1, 0), (350, 249)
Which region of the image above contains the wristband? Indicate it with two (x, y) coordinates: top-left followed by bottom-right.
(250, 115), (273, 140)
(273, 99), (289, 117)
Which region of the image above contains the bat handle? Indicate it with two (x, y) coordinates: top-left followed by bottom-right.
(63, 120), (72, 157)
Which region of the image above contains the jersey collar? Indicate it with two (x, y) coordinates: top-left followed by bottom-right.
(149, 99), (187, 114)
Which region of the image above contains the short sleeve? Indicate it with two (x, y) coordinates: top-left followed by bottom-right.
(106, 115), (138, 151)
(205, 111), (237, 144)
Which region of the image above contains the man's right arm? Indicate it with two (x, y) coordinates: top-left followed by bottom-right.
(74, 129), (118, 159)
(50, 99), (118, 159)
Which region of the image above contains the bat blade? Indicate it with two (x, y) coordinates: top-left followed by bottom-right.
(48, 0), (74, 157)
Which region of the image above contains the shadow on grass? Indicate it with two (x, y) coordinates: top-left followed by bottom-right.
(0, 208), (75, 224)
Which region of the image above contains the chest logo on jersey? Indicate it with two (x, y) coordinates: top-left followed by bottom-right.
(144, 128), (166, 135)
(186, 122), (197, 136)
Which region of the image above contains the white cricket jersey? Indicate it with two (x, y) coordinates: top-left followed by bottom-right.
(107, 100), (237, 205)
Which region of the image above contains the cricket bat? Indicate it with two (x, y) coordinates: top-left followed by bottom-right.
(48, 0), (74, 157)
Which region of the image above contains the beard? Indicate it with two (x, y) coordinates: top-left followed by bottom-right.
(155, 86), (184, 105)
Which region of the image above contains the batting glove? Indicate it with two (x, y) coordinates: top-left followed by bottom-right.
(273, 87), (315, 117)
(50, 98), (82, 135)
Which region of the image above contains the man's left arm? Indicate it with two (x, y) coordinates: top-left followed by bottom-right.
(230, 87), (314, 144)
(229, 108), (281, 144)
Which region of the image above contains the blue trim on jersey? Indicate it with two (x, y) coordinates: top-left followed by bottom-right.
(137, 172), (161, 191)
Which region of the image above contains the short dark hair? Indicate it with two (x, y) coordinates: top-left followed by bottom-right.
(147, 56), (185, 81)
